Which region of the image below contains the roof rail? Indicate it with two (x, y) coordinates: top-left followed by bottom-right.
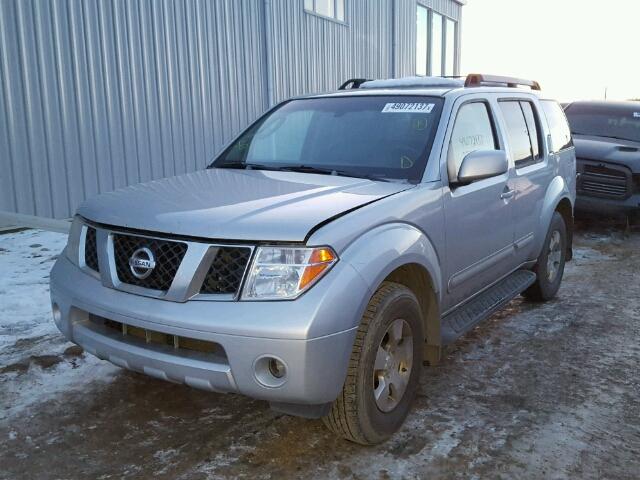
(338, 78), (371, 90)
(465, 74), (541, 91)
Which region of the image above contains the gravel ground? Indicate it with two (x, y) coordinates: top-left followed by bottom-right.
(0, 220), (639, 479)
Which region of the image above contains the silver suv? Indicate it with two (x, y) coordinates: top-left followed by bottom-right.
(50, 74), (576, 444)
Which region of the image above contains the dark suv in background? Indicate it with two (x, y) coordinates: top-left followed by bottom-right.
(564, 101), (640, 219)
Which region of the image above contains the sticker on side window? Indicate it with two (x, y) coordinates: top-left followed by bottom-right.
(634, 112), (640, 118)
(382, 103), (435, 114)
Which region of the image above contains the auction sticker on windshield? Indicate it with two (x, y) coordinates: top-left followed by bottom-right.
(382, 103), (435, 114)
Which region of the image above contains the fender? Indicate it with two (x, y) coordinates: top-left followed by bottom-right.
(341, 222), (442, 301)
(340, 222), (444, 360)
(534, 175), (574, 257)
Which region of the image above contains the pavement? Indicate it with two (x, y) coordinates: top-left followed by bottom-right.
(0, 219), (639, 479)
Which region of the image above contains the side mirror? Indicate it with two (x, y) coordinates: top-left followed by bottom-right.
(457, 150), (509, 184)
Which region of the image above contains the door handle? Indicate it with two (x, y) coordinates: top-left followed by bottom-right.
(500, 189), (516, 200)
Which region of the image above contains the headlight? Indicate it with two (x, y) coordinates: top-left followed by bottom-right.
(241, 246), (338, 300)
(64, 216), (83, 266)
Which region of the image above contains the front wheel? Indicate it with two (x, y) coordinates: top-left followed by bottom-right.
(523, 211), (567, 301)
(322, 282), (423, 445)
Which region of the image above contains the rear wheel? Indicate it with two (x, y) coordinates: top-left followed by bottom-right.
(323, 282), (423, 445)
(523, 211), (567, 301)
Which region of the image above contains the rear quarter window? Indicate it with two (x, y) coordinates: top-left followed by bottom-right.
(541, 100), (573, 152)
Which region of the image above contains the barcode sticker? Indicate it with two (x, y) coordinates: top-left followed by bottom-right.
(382, 103), (435, 114)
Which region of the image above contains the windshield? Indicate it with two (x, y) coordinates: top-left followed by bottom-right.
(565, 103), (640, 143)
(211, 96), (444, 182)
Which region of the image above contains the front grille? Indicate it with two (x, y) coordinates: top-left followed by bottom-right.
(200, 247), (252, 295)
(84, 227), (99, 272)
(113, 234), (187, 291)
(90, 315), (227, 361)
(578, 162), (631, 199)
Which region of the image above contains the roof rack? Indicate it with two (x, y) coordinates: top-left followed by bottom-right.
(338, 78), (371, 90)
(464, 74), (541, 91)
(337, 74), (542, 91)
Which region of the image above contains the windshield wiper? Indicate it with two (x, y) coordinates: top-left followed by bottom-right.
(602, 135), (638, 143)
(213, 162), (285, 171)
(213, 162), (393, 182)
(279, 165), (392, 183)
(572, 132), (637, 143)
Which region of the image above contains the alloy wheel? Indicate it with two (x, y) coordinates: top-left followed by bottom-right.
(373, 318), (414, 412)
(546, 230), (562, 282)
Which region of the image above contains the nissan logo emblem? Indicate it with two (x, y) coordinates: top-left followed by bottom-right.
(129, 247), (156, 279)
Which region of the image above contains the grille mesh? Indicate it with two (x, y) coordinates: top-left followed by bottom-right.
(113, 234), (187, 291)
(200, 247), (252, 295)
(580, 164), (630, 199)
(84, 227), (99, 272)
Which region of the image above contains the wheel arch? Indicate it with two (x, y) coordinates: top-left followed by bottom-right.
(555, 197), (574, 260)
(537, 175), (574, 260)
(341, 223), (443, 365)
(383, 263), (442, 366)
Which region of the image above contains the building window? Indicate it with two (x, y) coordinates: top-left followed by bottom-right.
(430, 12), (443, 76)
(416, 6), (458, 77)
(305, 0), (346, 22)
(416, 6), (428, 76)
(445, 18), (456, 76)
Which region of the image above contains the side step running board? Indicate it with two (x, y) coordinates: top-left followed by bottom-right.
(441, 270), (536, 345)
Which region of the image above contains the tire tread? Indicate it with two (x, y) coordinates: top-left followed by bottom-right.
(322, 281), (406, 445)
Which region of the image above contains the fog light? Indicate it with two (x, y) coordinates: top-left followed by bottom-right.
(268, 358), (286, 379)
(254, 355), (288, 388)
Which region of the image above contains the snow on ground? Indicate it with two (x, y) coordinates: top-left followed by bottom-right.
(0, 229), (117, 421)
(0, 230), (66, 352)
(1, 224), (639, 479)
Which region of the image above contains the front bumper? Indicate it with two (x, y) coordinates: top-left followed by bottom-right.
(576, 193), (640, 215)
(50, 255), (370, 406)
(576, 159), (640, 215)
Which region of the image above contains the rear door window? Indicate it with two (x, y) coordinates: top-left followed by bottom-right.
(499, 100), (543, 168)
(541, 100), (574, 152)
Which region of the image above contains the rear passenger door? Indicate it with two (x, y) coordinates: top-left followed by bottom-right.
(442, 99), (517, 310)
(498, 99), (552, 265)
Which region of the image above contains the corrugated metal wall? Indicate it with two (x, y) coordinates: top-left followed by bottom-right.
(0, 0), (462, 219)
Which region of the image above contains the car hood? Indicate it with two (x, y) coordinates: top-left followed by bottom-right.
(573, 134), (640, 171)
(78, 168), (414, 241)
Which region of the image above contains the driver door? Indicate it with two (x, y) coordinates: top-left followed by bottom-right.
(442, 99), (517, 311)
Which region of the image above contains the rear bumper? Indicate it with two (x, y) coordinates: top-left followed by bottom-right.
(50, 255), (368, 406)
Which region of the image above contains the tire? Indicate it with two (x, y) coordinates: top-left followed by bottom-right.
(523, 211), (567, 302)
(322, 281), (424, 445)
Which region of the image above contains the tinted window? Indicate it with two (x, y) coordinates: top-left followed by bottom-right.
(565, 103), (640, 143)
(214, 96), (444, 182)
(499, 101), (541, 168)
(448, 102), (497, 181)
(541, 100), (573, 151)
